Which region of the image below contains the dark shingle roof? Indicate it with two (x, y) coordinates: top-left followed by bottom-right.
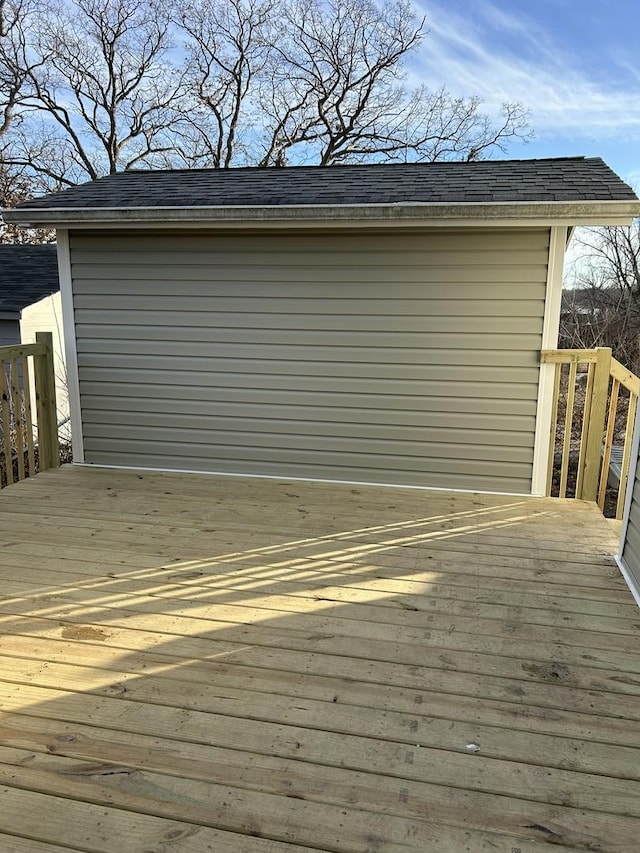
(0, 245), (59, 313)
(9, 157), (637, 212)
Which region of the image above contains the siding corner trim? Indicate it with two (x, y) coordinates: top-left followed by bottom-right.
(57, 230), (84, 463)
(531, 225), (567, 496)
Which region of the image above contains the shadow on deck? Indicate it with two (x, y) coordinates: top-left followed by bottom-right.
(0, 465), (638, 852)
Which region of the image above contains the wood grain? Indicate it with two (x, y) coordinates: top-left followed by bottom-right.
(0, 465), (638, 851)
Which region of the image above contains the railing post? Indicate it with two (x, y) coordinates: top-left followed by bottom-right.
(33, 331), (59, 471)
(580, 347), (612, 502)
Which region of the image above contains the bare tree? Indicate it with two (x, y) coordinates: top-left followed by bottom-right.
(0, 0), (530, 181)
(0, 0), (60, 247)
(0, 159), (56, 241)
(257, 0), (424, 165)
(580, 223), (640, 297)
(0, 1), (59, 244)
(3, 0), (187, 184)
(394, 89), (529, 163)
(255, 0), (526, 166)
(176, 0), (529, 167)
(562, 221), (640, 373)
(175, 0), (275, 168)
(0, 0), (41, 140)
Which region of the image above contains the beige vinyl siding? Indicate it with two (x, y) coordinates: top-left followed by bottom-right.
(621, 453), (640, 590)
(70, 229), (549, 492)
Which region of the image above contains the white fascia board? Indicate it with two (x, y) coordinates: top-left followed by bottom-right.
(5, 199), (639, 229)
(56, 230), (84, 463)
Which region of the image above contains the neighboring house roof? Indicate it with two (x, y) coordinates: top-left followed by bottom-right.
(0, 244), (59, 315)
(4, 157), (639, 227)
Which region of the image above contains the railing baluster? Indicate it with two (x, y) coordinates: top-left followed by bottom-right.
(21, 355), (36, 476)
(0, 361), (13, 486)
(617, 393), (637, 520)
(9, 358), (25, 482)
(546, 361), (561, 497)
(598, 378), (619, 510)
(576, 362), (595, 500)
(559, 362), (577, 498)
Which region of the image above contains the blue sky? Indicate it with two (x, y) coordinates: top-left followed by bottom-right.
(412, 0), (640, 188)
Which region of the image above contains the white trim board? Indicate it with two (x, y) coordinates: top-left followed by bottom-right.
(615, 556), (640, 610)
(531, 225), (567, 496)
(74, 462), (536, 499)
(56, 230), (84, 463)
(617, 395), (640, 550)
(616, 394), (640, 609)
(24, 213), (637, 231)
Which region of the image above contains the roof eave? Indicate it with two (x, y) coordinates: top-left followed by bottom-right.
(4, 200), (639, 229)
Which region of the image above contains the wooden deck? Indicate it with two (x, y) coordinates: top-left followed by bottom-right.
(0, 466), (639, 852)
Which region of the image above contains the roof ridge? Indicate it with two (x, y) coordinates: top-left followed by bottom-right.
(118, 156), (591, 178)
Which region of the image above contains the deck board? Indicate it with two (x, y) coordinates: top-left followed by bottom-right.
(0, 465), (639, 852)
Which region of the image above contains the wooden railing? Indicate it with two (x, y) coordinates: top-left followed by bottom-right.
(542, 347), (639, 518)
(0, 331), (59, 488)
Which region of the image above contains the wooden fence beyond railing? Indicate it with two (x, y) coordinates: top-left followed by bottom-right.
(0, 331), (59, 488)
(541, 347), (639, 518)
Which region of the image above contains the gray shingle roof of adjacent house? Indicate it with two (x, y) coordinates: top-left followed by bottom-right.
(7, 157), (637, 212)
(0, 244), (59, 314)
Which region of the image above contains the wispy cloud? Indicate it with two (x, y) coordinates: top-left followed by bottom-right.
(412, 1), (640, 140)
